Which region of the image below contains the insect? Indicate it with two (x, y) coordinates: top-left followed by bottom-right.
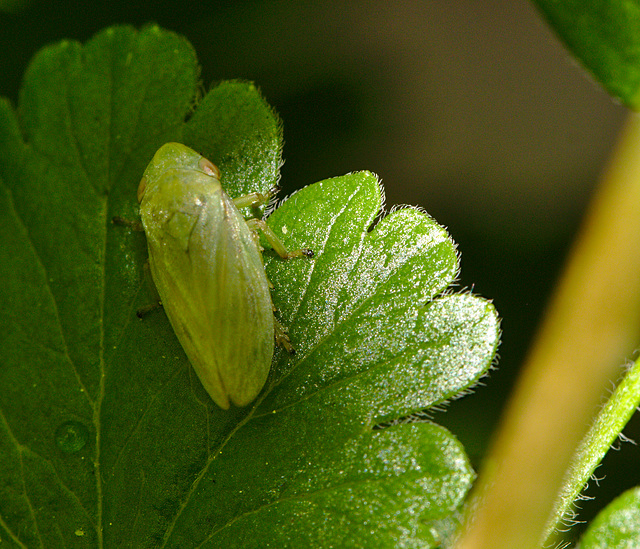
(137, 143), (312, 409)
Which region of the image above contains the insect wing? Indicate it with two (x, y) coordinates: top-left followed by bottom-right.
(140, 164), (274, 409)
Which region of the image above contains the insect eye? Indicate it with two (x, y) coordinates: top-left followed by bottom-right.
(199, 157), (221, 179)
(137, 176), (148, 203)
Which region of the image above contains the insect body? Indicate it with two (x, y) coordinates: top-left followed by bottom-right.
(138, 143), (311, 409)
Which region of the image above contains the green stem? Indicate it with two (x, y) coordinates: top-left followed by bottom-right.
(544, 356), (640, 546)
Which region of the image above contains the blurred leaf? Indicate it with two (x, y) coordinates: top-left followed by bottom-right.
(534, 0), (640, 108)
(0, 25), (500, 547)
(581, 487), (640, 548)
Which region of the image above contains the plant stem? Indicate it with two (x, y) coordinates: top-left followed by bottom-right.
(453, 112), (640, 549)
(543, 355), (640, 546)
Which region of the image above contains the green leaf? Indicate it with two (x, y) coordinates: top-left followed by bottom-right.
(533, 0), (640, 108)
(581, 487), (640, 548)
(0, 25), (500, 547)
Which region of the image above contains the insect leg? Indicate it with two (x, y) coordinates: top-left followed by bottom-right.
(232, 188), (276, 210)
(245, 218), (314, 259)
(274, 316), (295, 354)
(112, 215), (143, 231)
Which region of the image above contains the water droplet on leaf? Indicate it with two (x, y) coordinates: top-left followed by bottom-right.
(55, 421), (89, 453)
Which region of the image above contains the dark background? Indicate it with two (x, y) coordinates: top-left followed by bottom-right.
(1, 0), (637, 542)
